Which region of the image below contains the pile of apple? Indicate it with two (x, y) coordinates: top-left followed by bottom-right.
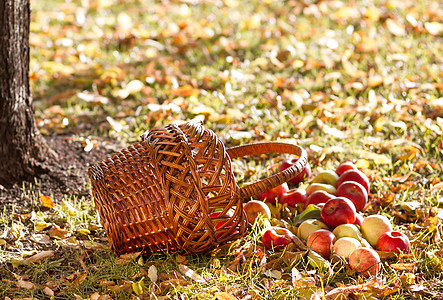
(243, 159), (411, 277)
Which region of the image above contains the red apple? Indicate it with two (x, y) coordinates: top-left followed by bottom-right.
(376, 231), (411, 254)
(243, 200), (271, 224)
(349, 247), (381, 277)
(280, 188), (307, 208)
(209, 211), (239, 239)
(335, 161), (357, 176)
(306, 229), (336, 259)
(305, 190), (335, 207)
(336, 170), (370, 193)
(258, 183), (289, 204)
(320, 197), (356, 228)
(354, 213), (364, 227)
(262, 226), (295, 250)
(279, 159), (312, 185)
(361, 214), (393, 247)
(336, 181), (368, 211)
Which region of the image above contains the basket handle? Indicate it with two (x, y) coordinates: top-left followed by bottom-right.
(227, 142), (308, 201)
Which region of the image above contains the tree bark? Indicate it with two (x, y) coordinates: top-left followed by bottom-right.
(0, 0), (50, 186)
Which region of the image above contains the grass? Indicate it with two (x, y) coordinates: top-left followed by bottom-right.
(1, 0), (443, 298)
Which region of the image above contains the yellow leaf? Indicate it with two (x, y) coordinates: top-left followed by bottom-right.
(11, 223), (23, 240)
(83, 240), (109, 250)
(359, 150), (391, 164)
(39, 195), (54, 208)
(355, 159), (370, 169)
(342, 49), (366, 78)
(132, 277), (144, 296)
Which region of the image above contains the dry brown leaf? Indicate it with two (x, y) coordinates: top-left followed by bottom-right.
(43, 286), (55, 297)
(30, 234), (51, 244)
(70, 273), (88, 288)
(39, 195), (54, 208)
(24, 250), (55, 263)
(390, 262), (418, 272)
(89, 292), (100, 300)
(48, 225), (69, 239)
(17, 280), (35, 290)
(115, 251), (142, 264)
(214, 291), (238, 300)
(385, 171), (413, 183)
(176, 254), (187, 264)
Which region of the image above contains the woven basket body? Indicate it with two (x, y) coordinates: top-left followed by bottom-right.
(89, 121), (307, 255)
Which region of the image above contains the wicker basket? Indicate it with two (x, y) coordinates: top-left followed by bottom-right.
(89, 121), (307, 255)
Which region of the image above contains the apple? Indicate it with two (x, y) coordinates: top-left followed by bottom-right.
(306, 229), (336, 259)
(361, 214), (393, 247)
(332, 224), (362, 241)
(280, 188), (307, 208)
(306, 183), (337, 195)
(332, 237), (361, 259)
(349, 247), (381, 277)
(279, 159), (312, 185)
(243, 200), (271, 224)
(335, 161), (357, 176)
(262, 226), (295, 250)
(354, 213), (364, 227)
(305, 190), (335, 207)
(336, 181), (368, 211)
(320, 197), (356, 228)
(209, 211), (238, 239)
(258, 183), (289, 204)
(297, 219), (329, 241)
(376, 231), (411, 254)
(311, 170), (339, 187)
(336, 170), (370, 193)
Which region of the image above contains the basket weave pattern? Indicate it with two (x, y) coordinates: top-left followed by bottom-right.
(89, 121), (307, 255)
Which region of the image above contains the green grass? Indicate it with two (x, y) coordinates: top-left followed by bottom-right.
(1, 0), (442, 298)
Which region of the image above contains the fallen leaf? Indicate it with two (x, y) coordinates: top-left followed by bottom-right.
(30, 234), (51, 244)
(386, 18), (406, 36)
(132, 277), (145, 296)
(431, 182), (443, 191)
(214, 292), (237, 300)
(424, 22), (443, 35)
(70, 273), (88, 288)
(170, 85), (199, 97)
(43, 286), (55, 297)
(62, 200), (78, 215)
(178, 264), (206, 283)
(385, 171), (413, 182)
(39, 195), (54, 208)
(342, 49), (366, 78)
(359, 150), (391, 165)
(148, 265), (158, 282)
(83, 240), (109, 250)
(48, 226), (69, 239)
(24, 250), (55, 263)
(10, 223), (24, 240)
(390, 262), (418, 272)
(17, 280), (35, 290)
(115, 251), (142, 264)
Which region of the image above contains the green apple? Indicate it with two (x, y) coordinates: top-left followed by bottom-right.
(311, 170), (339, 187)
(306, 183), (337, 195)
(332, 224), (362, 241)
(361, 214), (393, 247)
(297, 219), (328, 241)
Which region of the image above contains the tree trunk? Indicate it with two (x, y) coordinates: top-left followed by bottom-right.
(0, 0), (50, 186)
